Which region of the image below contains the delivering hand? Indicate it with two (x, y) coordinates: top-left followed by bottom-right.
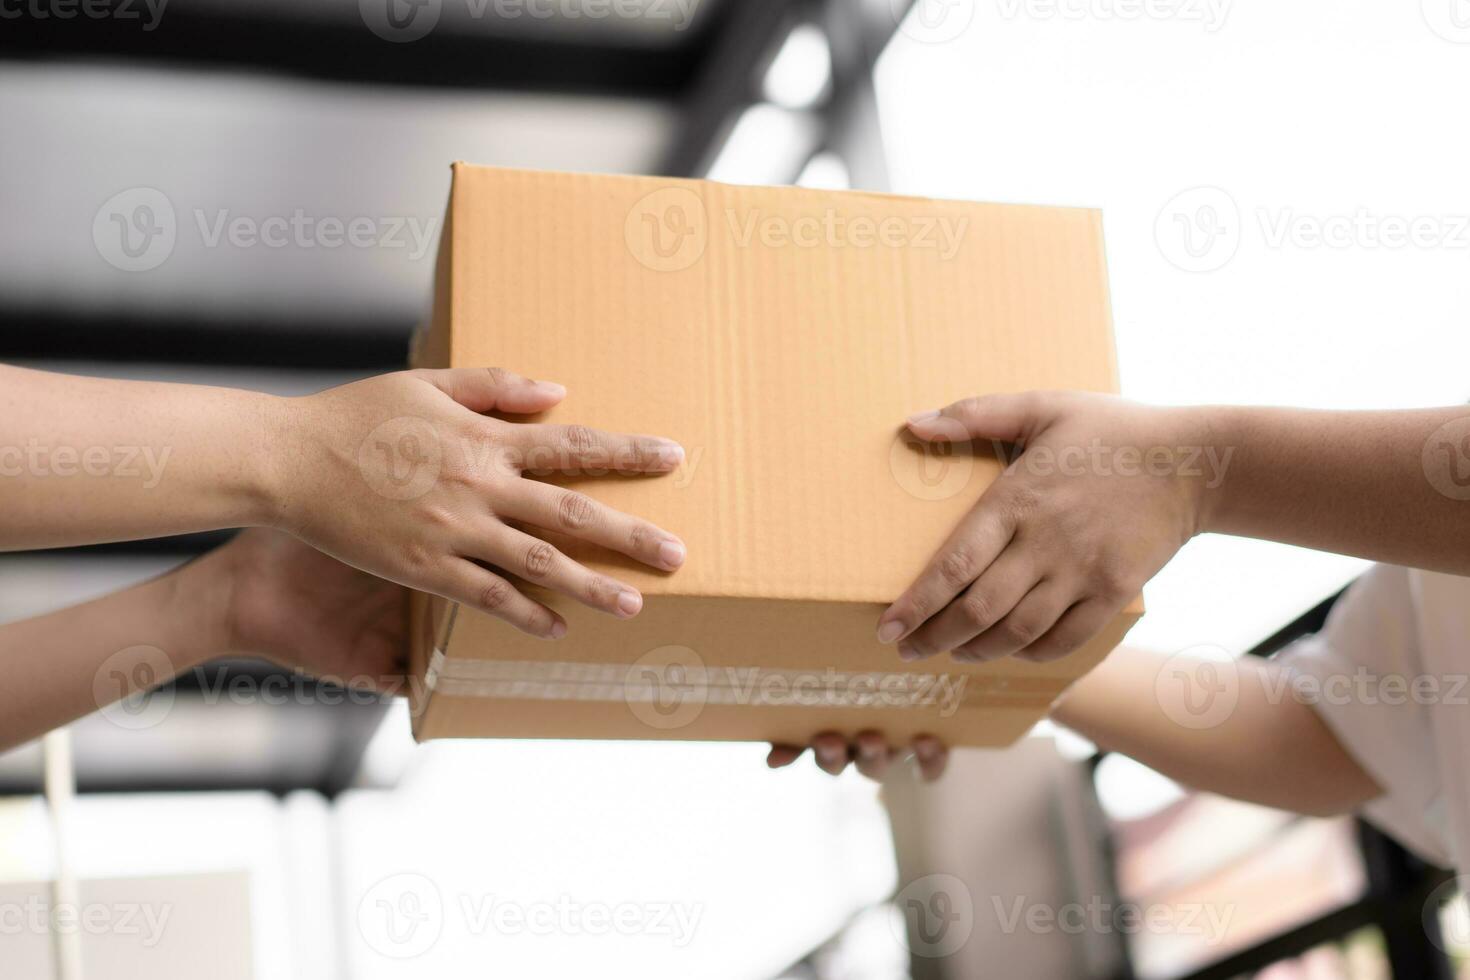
(877, 391), (1205, 664)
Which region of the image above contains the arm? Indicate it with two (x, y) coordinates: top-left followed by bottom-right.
(0, 363), (281, 549)
(1197, 405), (1470, 572)
(1049, 645), (1381, 817)
(878, 393), (1470, 664)
(0, 528), (404, 753)
(775, 645), (1381, 814)
(0, 363), (688, 638)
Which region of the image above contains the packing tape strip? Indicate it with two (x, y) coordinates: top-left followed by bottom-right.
(425, 652), (1063, 710)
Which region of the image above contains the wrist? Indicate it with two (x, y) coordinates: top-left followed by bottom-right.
(1183, 404), (1246, 536)
(165, 544), (242, 666)
(238, 391), (299, 532)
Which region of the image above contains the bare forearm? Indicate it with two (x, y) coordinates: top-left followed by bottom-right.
(0, 547), (236, 751)
(1197, 405), (1470, 574)
(1049, 646), (1380, 817)
(0, 364), (284, 549)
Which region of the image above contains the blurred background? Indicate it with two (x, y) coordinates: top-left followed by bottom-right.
(4, 0), (1470, 976)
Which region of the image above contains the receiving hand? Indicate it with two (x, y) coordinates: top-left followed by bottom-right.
(275, 367), (687, 639)
(767, 733), (950, 782)
(877, 392), (1204, 664)
(219, 528), (408, 691)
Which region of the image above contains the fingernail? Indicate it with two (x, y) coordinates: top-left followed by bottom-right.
(898, 643), (923, 661)
(548, 620), (567, 640)
(858, 741), (882, 760)
(536, 380), (567, 398)
(816, 743), (842, 764)
(877, 621), (904, 645)
(907, 409), (941, 425)
(658, 539), (686, 569)
(659, 442), (685, 467)
(616, 590), (643, 618)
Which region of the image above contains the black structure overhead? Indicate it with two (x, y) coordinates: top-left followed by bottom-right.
(0, 2), (721, 96)
(0, 305), (414, 370)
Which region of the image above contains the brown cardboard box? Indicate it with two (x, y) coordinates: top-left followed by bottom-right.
(409, 163), (1141, 746)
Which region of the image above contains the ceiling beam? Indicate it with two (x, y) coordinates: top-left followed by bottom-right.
(0, 305), (413, 369)
(0, 6), (713, 96)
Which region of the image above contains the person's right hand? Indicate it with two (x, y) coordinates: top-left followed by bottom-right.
(767, 733), (950, 782)
(269, 367), (687, 639)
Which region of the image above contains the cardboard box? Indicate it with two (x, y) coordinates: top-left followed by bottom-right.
(409, 163), (1141, 746)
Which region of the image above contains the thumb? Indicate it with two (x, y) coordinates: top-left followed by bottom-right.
(422, 367), (566, 415)
(905, 392), (1049, 444)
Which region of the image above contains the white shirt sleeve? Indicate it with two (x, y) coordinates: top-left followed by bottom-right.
(1272, 564), (1449, 865)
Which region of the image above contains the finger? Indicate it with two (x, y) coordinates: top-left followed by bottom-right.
(905, 391), (1052, 444)
(1008, 596), (1116, 664)
(913, 735), (950, 782)
(481, 525), (643, 619)
(853, 731), (894, 780)
(878, 501), (1015, 651)
(900, 550), (1038, 659)
(811, 732), (851, 775)
(422, 367), (566, 414)
(498, 483), (686, 572)
(511, 423), (683, 475)
(766, 744), (804, 769)
(952, 579), (1074, 663)
(439, 559), (565, 639)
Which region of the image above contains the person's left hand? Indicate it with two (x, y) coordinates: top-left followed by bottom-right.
(766, 733), (950, 781)
(218, 528), (408, 692)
